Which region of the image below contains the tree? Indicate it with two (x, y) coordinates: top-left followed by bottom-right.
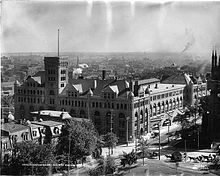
(56, 119), (98, 167)
(120, 150), (137, 167)
(2, 141), (57, 175)
(102, 132), (118, 155)
(88, 156), (117, 176)
(137, 137), (149, 165)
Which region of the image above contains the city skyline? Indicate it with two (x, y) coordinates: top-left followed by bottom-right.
(2, 1), (220, 54)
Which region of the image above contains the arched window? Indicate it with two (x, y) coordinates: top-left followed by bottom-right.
(153, 103), (156, 116)
(61, 108), (66, 111)
(70, 109), (76, 117)
(94, 111), (100, 116)
(119, 113), (126, 128)
(80, 110), (86, 118)
(20, 105), (24, 110)
(119, 113), (125, 119)
(29, 106), (34, 112)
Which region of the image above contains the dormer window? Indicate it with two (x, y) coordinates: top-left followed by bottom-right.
(11, 135), (18, 142)
(53, 127), (60, 135)
(21, 132), (29, 141)
(32, 131), (37, 137)
(3, 143), (7, 150)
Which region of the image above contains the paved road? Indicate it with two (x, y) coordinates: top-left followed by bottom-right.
(126, 159), (216, 176)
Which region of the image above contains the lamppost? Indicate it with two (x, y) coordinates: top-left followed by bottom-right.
(126, 116), (130, 146)
(110, 110), (114, 155)
(68, 132), (71, 176)
(167, 117), (171, 143)
(184, 139), (187, 162)
(158, 122), (161, 160)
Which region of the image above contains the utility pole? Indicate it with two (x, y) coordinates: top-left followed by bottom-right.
(198, 128), (200, 150)
(126, 117), (130, 146)
(58, 29), (60, 57)
(184, 139), (187, 162)
(110, 110), (113, 133)
(110, 110), (113, 155)
(167, 118), (171, 143)
(158, 122), (161, 160)
(68, 132), (70, 176)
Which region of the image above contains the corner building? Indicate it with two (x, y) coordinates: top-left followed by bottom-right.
(14, 56), (206, 142)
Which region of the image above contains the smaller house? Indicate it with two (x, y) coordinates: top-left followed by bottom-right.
(28, 123), (44, 145)
(2, 122), (32, 145)
(31, 120), (64, 144)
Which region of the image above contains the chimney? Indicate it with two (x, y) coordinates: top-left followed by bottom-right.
(215, 50), (217, 67)
(102, 70), (106, 80)
(4, 117), (8, 123)
(129, 80), (133, 92)
(94, 79), (97, 89)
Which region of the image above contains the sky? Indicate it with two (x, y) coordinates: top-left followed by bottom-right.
(1, 0), (220, 53)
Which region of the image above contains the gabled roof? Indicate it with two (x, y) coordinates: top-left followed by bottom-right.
(162, 73), (190, 85)
(32, 71), (45, 84)
(137, 78), (160, 86)
(33, 71), (45, 78)
(31, 110), (71, 119)
(103, 85), (119, 94)
(31, 120), (64, 127)
(2, 123), (29, 133)
(73, 84), (83, 93)
(69, 79), (95, 93)
(25, 76), (43, 85)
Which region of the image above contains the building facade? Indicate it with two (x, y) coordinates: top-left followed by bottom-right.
(206, 50), (220, 142)
(14, 56), (207, 142)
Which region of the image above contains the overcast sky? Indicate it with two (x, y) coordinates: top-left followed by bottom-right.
(2, 0), (220, 53)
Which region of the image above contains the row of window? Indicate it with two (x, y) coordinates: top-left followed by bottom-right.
(17, 97), (44, 104)
(48, 69), (56, 74)
(60, 70), (66, 74)
(61, 77), (66, 81)
(193, 86), (206, 93)
(26, 82), (37, 87)
(151, 90), (183, 101)
(134, 100), (149, 108)
(68, 91), (78, 97)
(50, 99), (55, 105)
(17, 89), (44, 95)
(48, 77), (56, 81)
(103, 93), (116, 99)
(59, 99), (130, 110)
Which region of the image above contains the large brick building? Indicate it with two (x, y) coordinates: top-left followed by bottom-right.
(14, 56), (207, 142)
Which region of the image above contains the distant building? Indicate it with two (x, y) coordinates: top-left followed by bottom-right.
(14, 56), (207, 143)
(1, 82), (14, 96)
(162, 72), (208, 107)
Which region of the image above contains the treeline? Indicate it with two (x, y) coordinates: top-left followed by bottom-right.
(1, 119), (118, 175)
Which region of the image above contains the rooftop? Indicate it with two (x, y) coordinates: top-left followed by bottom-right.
(31, 120), (64, 127)
(31, 110), (72, 119)
(149, 83), (185, 94)
(137, 78), (160, 86)
(2, 122), (29, 133)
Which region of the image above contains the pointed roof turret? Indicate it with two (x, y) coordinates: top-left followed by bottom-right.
(87, 88), (93, 96)
(215, 50), (218, 66)
(14, 80), (20, 86)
